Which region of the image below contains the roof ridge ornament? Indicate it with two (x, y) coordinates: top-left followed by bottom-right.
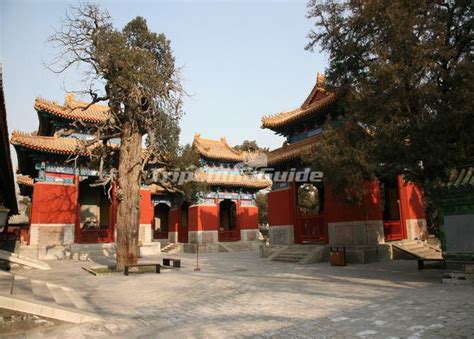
(316, 72), (326, 91)
(65, 92), (75, 107)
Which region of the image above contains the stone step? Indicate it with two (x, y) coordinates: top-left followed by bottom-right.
(277, 253), (310, 258)
(278, 252), (308, 256)
(0, 249), (51, 270)
(280, 251), (313, 255)
(31, 279), (56, 303)
(401, 243), (425, 250)
(47, 283), (76, 308)
(274, 255), (306, 262)
(162, 243), (179, 253)
(394, 240), (444, 260)
(0, 270), (14, 293)
(274, 257), (302, 263)
(0, 272), (100, 323)
(62, 287), (95, 312)
(12, 275), (35, 300)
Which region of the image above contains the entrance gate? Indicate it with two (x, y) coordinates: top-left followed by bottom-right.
(298, 212), (326, 243)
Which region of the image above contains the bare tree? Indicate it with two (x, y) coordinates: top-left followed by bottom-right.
(49, 3), (184, 271)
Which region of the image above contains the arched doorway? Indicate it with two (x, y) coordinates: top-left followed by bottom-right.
(77, 178), (114, 243)
(178, 201), (189, 243)
(153, 203), (170, 239)
(296, 183), (326, 243)
(218, 199), (240, 242)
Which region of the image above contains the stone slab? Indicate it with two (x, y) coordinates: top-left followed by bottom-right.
(0, 249), (51, 270)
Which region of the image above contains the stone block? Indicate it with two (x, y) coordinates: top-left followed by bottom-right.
(269, 225), (294, 245)
(328, 221), (384, 246)
(140, 243), (160, 256)
(139, 224), (152, 244)
(377, 244), (392, 261)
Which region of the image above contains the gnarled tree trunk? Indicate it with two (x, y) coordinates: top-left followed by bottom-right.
(115, 122), (142, 271)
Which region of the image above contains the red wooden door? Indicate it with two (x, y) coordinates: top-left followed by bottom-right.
(178, 227), (188, 243)
(383, 220), (403, 241)
(297, 212), (326, 243)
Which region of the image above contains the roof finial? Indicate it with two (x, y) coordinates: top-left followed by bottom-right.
(316, 72), (326, 90)
(65, 92), (75, 106)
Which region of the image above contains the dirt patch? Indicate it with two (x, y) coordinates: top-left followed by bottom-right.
(0, 308), (65, 336)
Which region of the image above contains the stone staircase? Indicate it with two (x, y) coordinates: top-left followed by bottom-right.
(272, 245), (326, 264)
(392, 240), (443, 259)
(0, 271), (101, 323)
(162, 243), (182, 254)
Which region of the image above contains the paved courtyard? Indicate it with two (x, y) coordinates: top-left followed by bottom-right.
(7, 250), (474, 338)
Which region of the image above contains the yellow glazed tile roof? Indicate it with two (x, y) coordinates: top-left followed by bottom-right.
(193, 133), (244, 162)
(261, 73), (335, 130)
(16, 175), (34, 187)
(261, 93), (336, 129)
(267, 135), (321, 166)
(35, 93), (109, 123)
(195, 172), (272, 189)
(10, 131), (92, 155)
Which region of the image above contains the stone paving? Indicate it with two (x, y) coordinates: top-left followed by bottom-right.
(5, 250), (474, 338)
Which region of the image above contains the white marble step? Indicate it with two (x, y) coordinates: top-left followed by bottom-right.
(0, 270), (14, 293)
(62, 286), (95, 312)
(0, 249), (51, 270)
(0, 271), (100, 323)
(47, 283), (76, 308)
(11, 275), (35, 300)
(31, 279), (56, 303)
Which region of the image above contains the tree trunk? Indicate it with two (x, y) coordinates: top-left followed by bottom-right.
(115, 122), (142, 271)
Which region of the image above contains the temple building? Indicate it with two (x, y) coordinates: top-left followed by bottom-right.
(11, 94), (166, 258)
(163, 134), (271, 245)
(261, 73), (427, 259)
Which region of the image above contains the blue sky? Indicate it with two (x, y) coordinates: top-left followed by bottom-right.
(1, 0), (327, 158)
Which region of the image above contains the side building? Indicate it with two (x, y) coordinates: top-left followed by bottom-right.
(261, 73), (427, 262)
(11, 94), (167, 258)
(164, 134), (271, 245)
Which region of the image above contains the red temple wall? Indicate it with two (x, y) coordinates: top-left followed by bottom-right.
(268, 187), (295, 226)
(238, 205), (258, 229)
(179, 203), (258, 232)
(398, 178), (425, 220)
(325, 181), (383, 224)
(398, 177), (426, 240)
(169, 208), (179, 232)
(30, 182), (77, 224)
(188, 205), (219, 231)
(139, 189), (153, 225)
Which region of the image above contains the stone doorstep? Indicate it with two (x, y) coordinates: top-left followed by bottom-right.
(0, 294), (102, 324)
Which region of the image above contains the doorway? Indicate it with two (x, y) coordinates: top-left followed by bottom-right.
(178, 201), (189, 243)
(296, 183), (326, 243)
(218, 199), (239, 241)
(153, 203), (170, 239)
(381, 178), (403, 241)
(77, 178), (114, 243)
